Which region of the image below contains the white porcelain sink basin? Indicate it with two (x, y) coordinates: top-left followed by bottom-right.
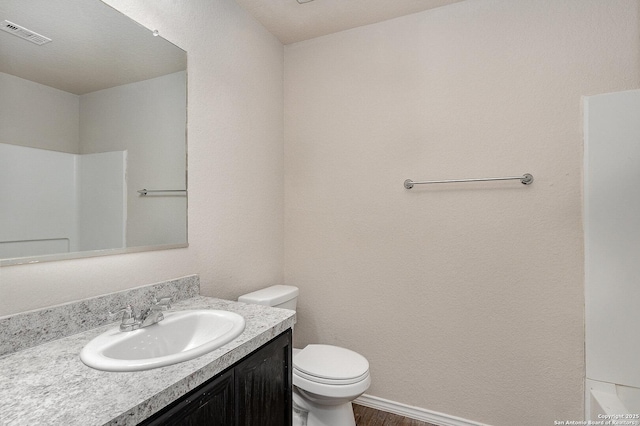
(80, 310), (245, 372)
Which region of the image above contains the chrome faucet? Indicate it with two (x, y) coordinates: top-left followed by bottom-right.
(109, 297), (172, 332)
(139, 297), (172, 328)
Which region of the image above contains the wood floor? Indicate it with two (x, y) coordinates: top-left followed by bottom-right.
(353, 404), (438, 426)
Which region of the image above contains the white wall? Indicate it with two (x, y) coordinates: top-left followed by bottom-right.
(584, 89), (640, 389)
(0, 72), (80, 153)
(0, 0), (284, 316)
(284, 0), (640, 424)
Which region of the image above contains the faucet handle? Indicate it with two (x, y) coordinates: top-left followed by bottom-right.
(109, 305), (135, 324)
(153, 297), (172, 310)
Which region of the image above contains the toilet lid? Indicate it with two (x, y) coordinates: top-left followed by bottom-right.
(293, 344), (369, 384)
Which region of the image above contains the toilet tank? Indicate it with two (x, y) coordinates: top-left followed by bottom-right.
(238, 285), (298, 310)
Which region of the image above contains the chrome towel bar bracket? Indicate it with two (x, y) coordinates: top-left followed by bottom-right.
(404, 173), (533, 189)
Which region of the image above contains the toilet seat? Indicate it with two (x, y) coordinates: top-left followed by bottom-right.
(294, 344), (369, 383)
(293, 344), (370, 398)
(294, 368), (370, 385)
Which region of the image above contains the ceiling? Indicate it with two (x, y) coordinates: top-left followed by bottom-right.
(234, 0), (466, 45)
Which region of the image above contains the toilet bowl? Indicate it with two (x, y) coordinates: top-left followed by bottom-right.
(238, 285), (371, 426)
(292, 345), (370, 426)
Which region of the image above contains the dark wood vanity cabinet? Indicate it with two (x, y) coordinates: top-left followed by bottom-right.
(138, 329), (292, 426)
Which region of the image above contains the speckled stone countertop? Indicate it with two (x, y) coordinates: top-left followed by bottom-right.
(0, 296), (296, 426)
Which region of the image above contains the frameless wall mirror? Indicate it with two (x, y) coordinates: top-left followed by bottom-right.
(0, 0), (187, 266)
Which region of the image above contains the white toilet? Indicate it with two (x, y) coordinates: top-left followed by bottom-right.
(238, 285), (371, 426)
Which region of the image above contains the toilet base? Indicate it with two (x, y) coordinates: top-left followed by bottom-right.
(293, 389), (357, 426)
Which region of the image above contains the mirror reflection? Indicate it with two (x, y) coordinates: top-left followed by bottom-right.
(0, 0), (188, 265)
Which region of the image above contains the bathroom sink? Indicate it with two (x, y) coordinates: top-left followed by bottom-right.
(80, 310), (245, 372)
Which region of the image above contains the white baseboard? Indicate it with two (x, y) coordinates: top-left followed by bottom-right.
(354, 394), (489, 426)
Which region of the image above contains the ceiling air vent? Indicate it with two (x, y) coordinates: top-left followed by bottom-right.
(1, 20), (52, 45)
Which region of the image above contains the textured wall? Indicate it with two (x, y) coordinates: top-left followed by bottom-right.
(0, 0), (284, 316)
(284, 0), (640, 424)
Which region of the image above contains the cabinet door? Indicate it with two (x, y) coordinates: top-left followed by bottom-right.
(138, 369), (234, 426)
(234, 330), (292, 426)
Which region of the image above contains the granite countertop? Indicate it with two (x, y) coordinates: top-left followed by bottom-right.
(0, 296), (296, 426)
